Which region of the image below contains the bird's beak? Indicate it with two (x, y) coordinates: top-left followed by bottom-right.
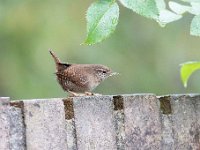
(110, 72), (119, 77)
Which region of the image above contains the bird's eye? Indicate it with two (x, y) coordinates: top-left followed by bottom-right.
(102, 70), (107, 74)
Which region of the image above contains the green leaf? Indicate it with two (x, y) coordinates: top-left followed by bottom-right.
(155, 0), (166, 11)
(84, 0), (119, 45)
(180, 61), (200, 87)
(188, 2), (200, 15)
(190, 15), (200, 36)
(181, 0), (200, 2)
(155, 0), (182, 27)
(157, 9), (182, 27)
(169, 1), (190, 15)
(119, 0), (159, 20)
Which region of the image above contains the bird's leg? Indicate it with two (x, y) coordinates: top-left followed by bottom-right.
(84, 92), (102, 96)
(68, 91), (81, 97)
(84, 92), (94, 96)
(93, 93), (102, 96)
(68, 91), (102, 97)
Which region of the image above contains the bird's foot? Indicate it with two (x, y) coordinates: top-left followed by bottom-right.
(93, 93), (102, 96)
(84, 92), (93, 96)
(68, 91), (102, 97)
(84, 92), (102, 96)
(68, 91), (82, 97)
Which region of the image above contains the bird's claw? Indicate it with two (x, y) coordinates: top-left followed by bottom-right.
(68, 91), (81, 97)
(84, 92), (94, 96)
(85, 92), (102, 96)
(68, 91), (102, 97)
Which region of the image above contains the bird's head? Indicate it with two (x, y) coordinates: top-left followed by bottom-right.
(94, 65), (118, 81)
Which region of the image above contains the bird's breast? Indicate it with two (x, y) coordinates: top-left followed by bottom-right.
(87, 76), (100, 91)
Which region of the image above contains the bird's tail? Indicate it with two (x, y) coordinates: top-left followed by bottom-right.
(49, 49), (61, 65)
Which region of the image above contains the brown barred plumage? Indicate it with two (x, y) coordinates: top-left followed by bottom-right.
(49, 50), (118, 96)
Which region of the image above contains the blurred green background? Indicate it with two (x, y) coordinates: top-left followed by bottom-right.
(0, 0), (200, 100)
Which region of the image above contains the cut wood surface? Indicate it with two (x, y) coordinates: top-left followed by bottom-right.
(0, 94), (200, 150)
(23, 99), (68, 150)
(73, 96), (117, 150)
(0, 97), (10, 150)
(170, 95), (200, 149)
(9, 106), (25, 150)
(123, 94), (162, 150)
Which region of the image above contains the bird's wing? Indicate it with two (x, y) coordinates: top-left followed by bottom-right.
(62, 65), (90, 87)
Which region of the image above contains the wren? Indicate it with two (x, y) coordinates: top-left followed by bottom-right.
(49, 50), (118, 96)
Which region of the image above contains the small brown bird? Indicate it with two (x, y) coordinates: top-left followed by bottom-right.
(49, 50), (118, 96)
